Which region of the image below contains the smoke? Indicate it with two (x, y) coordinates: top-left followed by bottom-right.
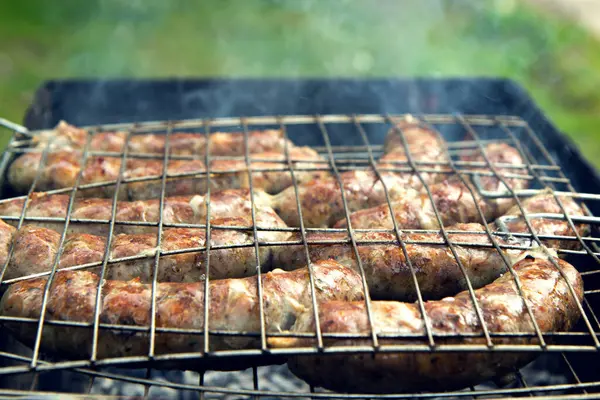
(61, 0), (464, 78)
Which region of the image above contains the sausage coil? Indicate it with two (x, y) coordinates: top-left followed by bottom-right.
(336, 143), (527, 229)
(0, 189), (277, 235)
(272, 118), (449, 228)
(31, 121), (294, 156)
(8, 146), (326, 198)
(1, 192), (585, 298)
(273, 255), (583, 393)
(0, 260), (364, 366)
(274, 191), (587, 300)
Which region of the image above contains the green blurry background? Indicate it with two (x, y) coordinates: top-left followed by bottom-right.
(1, 0), (599, 165)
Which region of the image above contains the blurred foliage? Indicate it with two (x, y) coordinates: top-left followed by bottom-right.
(0, 0), (599, 165)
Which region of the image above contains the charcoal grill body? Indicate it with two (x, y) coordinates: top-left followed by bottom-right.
(0, 77), (597, 397)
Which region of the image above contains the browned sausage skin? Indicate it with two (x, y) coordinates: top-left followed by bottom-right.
(271, 116), (450, 228)
(32, 120), (294, 156)
(272, 224), (526, 301)
(379, 115), (449, 187)
(4, 212), (289, 282)
(273, 255), (583, 393)
(498, 191), (589, 250)
(462, 142), (528, 215)
(0, 219), (16, 268)
(273, 190), (588, 300)
(273, 171), (424, 228)
(337, 143), (528, 230)
(0, 189), (276, 235)
(8, 146), (327, 198)
(0, 260), (364, 364)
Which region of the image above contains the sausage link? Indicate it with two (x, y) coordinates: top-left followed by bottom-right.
(499, 191), (589, 250)
(0, 260), (364, 366)
(273, 171), (426, 228)
(271, 117), (449, 228)
(462, 142), (528, 215)
(275, 255), (583, 393)
(0, 219), (16, 268)
(0, 189), (277, 235)
(8, 147), (326, 198)
(335, 178), (492, 230)
(274, 189), (584, 300)
(337, 143), (527, 229)
(4, 213), (288, 281)
(379, 115), (449, 187)
(32, 121), (294, 156)
(272, 223), (527, 300)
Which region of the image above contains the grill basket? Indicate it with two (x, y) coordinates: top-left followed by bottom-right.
(0, 112), (599, 398)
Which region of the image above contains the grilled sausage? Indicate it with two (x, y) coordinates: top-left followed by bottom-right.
(8, 147), (326, 198)
(462, 142), (527, 215)
(272, 171), (426, 228)
(0, 260), (364, 367)
(272, 223), (528, 301)
(336, 143), (527, 229)
(4, 213), (288, 281)
(280, 188), (588, 300)
(498, 191), (589, 250)
(379, 115), (450, 187)
(0, 189), (276, 235)
(32, 121), (294, 156)
(275, 255), (583, 393)
(271, 117), (449, 228)
(273, 189), (586, 300)
(0, 219), (15, 268)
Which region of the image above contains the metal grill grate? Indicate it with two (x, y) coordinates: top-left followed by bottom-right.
(0, 113), (599, 398)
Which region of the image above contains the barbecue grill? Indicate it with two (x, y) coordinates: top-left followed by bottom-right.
(0, 78), (599, 398)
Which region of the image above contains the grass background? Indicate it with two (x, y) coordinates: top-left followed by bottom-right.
(1, 0), (599, 166)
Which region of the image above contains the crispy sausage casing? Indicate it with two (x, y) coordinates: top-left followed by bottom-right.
(8, 147), (326, 198)
(338, 143), (527, 230)
(273, 171), (426, 228)
(272, 223), (526, 301)
(32, 121), (294, 156)
(0, 260), (364, 365)
(379, 116), (449, 187)
(272, 117), (449, 228)
(4, 214), (288, 281)
(276, 256), (583, 393)
(0, 189), (276, 235)
(499, 191), (589, 250)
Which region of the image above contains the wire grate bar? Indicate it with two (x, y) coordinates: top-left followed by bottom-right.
(28, 126), (97, 368)
(10, 114), (531, 136)
(0, 232), (597, 287)
(241, 118), (269, 353)
(352, 115), (435, 348)
(278, 116), (324, 349)
(147, 122), (174, 358)
(89, 127), (133, 362)
(202, 120), (213, 356)
(562, 353), (588, 395)
(315, 115), (379, 349)
(1, 153), (589, 201)
(387, 114), (495, 348)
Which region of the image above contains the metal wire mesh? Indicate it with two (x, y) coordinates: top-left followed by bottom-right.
(0, 113), (598, 398)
